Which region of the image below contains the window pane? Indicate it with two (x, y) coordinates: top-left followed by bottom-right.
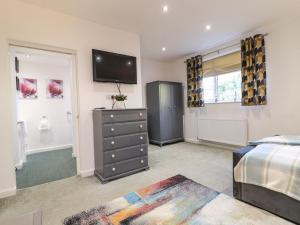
(217, 71), (241, 102)
(203, 76), (216, 103)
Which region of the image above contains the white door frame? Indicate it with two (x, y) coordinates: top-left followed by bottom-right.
(8, 40), (81, 176)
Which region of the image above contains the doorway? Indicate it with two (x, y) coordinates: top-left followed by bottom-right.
(10, 46), (79, 189)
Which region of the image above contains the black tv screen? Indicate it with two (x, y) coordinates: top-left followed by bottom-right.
(92, 49), (137, 84)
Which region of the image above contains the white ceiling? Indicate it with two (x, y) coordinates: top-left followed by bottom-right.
(18, 0), (300, 61)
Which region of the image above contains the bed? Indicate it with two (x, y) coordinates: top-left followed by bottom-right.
(233, 145), (300, 224)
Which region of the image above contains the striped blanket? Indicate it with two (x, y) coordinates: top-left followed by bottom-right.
(234, 143), (300, 201)
(249, 135), (300, 146)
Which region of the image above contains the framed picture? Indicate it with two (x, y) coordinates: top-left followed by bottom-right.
(19, 78), (38, 99)
(47, 79), (63, 99)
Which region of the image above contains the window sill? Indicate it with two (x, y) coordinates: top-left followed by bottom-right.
(204, 101), (241, 105)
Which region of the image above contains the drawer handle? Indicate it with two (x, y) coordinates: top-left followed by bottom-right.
(112, 167), (116, 172)
(111, 141), (115, 145)
(111, 128), (115, 132)
(111, 154), (115, 158)
(110, 114), (114, 118)
(140, 148), (144, 152)
(139, 112), (143, 117)
(140, 136), (143, 140)
(139, 124), (143, 128)
(141, 160), (144, 164)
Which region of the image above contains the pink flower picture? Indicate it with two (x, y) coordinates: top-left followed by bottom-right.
(47, 79), (63, 99)
(19, 78), (38, 99)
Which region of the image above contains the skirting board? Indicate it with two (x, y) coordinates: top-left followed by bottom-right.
(26, 144), (73, 155)
(185, 138), (244, 151)
(80, 169), (94, 178)
(0, 187), (16, 199)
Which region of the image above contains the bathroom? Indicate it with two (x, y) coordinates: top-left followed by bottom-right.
(12, 46), (78, 189)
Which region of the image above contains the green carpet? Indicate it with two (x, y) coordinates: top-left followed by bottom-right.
(16, 148), (77, 189)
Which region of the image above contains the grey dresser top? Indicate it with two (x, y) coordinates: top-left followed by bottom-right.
(94, 108), (147, 111)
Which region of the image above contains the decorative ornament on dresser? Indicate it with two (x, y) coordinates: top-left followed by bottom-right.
(111, 83), (127, 109)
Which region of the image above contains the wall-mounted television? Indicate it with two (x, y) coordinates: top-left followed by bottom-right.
(92, 49), (137, 84)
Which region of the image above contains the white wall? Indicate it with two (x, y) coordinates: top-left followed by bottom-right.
(141, 59), (171, 106)
(0, 0), (142, 197)
(163, 16), (300, 143)
(17, 59), (73, 153)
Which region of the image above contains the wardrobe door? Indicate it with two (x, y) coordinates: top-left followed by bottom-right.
(171, 83), (183, 139)
(159, 83), (173, 141)
(146, 82), (161, 142)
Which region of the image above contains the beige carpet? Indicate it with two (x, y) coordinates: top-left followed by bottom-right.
(0, 142), (294, 225)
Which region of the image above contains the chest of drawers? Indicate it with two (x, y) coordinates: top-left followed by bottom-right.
(93, 108), (149, 182)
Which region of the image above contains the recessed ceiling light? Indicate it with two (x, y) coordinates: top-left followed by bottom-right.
(206, 25), (211, 31)
(162, 5), (168, 13)
(162, 47), (167, 52)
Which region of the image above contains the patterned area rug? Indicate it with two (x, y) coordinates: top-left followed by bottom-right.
(64, 175), (292, 225)
(64, 175), (219, 224)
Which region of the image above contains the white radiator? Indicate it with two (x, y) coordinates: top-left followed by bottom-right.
(197, 118), (248, 146)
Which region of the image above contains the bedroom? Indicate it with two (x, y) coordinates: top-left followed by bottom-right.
(0, 0), (299, 224)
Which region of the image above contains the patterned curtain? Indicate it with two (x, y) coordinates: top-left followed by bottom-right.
(186, 55), (204, 107)
(241, 34), (267, 106)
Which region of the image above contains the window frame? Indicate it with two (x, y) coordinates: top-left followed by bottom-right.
(203, 70), (241, 104)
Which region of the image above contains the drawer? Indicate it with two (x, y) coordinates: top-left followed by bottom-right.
(102, 109), (147, 123)
(103, 156), (148, 178)
(103, 121), (147, 137)
(103, 133), (148, 151)
(104, 144), (147, 164)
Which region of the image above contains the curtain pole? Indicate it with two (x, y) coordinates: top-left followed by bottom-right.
(184, 33), (269, 63)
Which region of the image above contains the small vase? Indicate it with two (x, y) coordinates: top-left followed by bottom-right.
(114, 100), (126, 109)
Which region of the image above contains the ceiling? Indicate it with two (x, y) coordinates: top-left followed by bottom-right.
(18, 0), (300, 61)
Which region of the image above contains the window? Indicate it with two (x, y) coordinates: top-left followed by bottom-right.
(203, 76), (216, 103)
(203, 70), (241, 103)
(202, 51), (241, 104)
